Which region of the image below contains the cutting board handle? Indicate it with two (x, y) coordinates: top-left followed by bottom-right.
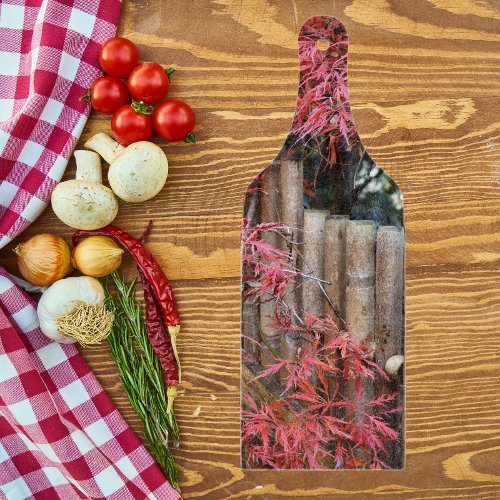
(290, 16), (359, 150)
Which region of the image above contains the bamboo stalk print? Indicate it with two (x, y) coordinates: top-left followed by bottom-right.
(344, 222), (376, 402)
(279, 157), (304, 278)
(344, 220), (376, 465)
(259, 164), (282, 370)
(375, 226), (405, 468)
(279, 157), (304, 369)
(242, 176), (261, 360)
(345, 220), (376, 343)
(374, 226), (405, 371)
(324, 215), (349, 325)
(323, 215), (349, 410)
(259, 163), (281, 246)
(300, 209), (329, 386)
(241, 298), (261, 363)
(301, 210), (329, 317)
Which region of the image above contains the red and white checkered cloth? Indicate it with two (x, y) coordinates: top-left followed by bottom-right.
(0, 0), (120, 249)
(0, 267), (181, 499)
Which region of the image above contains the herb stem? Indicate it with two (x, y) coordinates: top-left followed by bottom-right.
(103, 274), (180, 491)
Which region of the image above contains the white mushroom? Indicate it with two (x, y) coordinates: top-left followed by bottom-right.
(84, 133), (125, 164)
(51, 151), (118, 230)
(74, 150), (102, 183)
(85, 133), (168, 203)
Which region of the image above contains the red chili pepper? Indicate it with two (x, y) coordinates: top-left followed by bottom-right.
(72, 225), (180, 326)
(138, 267), (180, 412)
(136, 222), (179, 388)
(139, 269), (179, 386)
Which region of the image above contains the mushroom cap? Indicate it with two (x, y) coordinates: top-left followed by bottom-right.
(51, 180), (118, 230)
(108, 141), (168, 202)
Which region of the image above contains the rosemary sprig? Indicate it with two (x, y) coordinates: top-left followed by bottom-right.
(111, 273), (180, 444)
(103, 273), (180, 491)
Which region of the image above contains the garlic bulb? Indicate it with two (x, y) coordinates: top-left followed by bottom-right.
(72, 236), (123, 278)
(14, 234), (72, 286)
(37, 276), (113, 345)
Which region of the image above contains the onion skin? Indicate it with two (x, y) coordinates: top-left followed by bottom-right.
(14, 234), (72, 286)
(72, 235), (124, 278)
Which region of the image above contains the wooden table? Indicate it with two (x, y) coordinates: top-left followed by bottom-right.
(2, 0), (500, 497)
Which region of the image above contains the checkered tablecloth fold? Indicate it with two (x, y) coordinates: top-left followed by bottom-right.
(0, 267), (181, 499)
(0, 0), (121, 249)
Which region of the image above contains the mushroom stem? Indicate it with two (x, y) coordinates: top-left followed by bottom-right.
(74, 150), (102, 184)
(85, 132), (125, 164)
(384, 354), (405, 378)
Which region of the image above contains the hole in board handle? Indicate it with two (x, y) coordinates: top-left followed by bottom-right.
(316, 39), (330, 52)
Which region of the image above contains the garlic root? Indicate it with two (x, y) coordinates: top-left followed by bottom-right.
(37, 276), (111, 344)
(56, 302), (114, 346)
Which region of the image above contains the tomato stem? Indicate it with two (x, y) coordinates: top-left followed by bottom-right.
(131, 100), (154, 115)
(165, 67), (175, 79)
(184, 132), (196, 143)
(80, 90), (91, 102)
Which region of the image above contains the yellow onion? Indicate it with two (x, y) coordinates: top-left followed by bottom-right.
(14, 234), (73, 286)
(72, 236), (123, 278)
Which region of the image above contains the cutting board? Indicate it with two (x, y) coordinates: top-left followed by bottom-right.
(240, 16), (405, 470)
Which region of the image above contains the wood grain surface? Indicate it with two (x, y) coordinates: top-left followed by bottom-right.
(1, 0), (500, 497)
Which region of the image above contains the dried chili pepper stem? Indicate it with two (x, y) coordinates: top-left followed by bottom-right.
(167, 386), (178, 414)
(168, 325), (181, 382)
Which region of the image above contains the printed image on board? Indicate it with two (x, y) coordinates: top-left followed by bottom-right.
(241, 16), (405, 470)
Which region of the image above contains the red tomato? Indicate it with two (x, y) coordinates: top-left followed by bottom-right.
(128, 62), (170, 104)
(153, 100), (196, 142)
(89, 76), (130, 114)
(111, 105), (154, 146)
(99, 37), (139, 78)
